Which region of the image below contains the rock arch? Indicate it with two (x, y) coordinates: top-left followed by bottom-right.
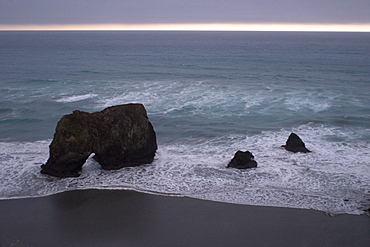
(41, 104), (157, 178)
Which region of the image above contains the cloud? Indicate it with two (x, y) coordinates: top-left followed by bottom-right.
(1, 0), (370, 25)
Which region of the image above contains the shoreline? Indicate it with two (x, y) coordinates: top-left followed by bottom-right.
(1, 189), (369, 247)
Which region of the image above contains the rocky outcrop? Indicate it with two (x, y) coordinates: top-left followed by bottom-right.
(282, 133), (310, 153)
(227, 151), (257, 169)
(41, 104), (157, 178)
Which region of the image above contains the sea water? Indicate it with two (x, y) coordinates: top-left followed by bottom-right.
(0, 31), (369, 215)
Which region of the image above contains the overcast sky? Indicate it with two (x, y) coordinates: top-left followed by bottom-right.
(1, 0), (370, 26)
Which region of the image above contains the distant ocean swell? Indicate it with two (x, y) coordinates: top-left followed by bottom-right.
(3, 78), (370, 145)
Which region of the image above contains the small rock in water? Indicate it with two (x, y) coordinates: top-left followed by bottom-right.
(227, 150), (257, 169)
(282, 133), (311, 153)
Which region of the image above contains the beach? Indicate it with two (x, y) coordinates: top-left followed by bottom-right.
(1, 189), (369, 247)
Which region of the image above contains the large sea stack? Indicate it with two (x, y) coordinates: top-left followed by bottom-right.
(41, 104), (157, 178)
(282, 133), (311, 153)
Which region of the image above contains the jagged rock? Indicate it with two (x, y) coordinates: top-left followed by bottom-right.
(227, 150), (257, 169)
(282, 133), (311, 153)
(41, 104), (157, 178)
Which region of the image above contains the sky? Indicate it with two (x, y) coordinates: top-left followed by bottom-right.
(1, 0), (370, 31)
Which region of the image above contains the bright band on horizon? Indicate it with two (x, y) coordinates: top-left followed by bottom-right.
(1, 23), (370, 32)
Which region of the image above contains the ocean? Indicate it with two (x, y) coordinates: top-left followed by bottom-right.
(0, 31), (369, 215)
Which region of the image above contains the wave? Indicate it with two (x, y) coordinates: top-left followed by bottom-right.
(55, 93), (98, 103)
(0, 124), (369, 215)
(96, 80), (338, 118)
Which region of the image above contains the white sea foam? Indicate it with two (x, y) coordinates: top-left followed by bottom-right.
(97, 80), (259, 115)
(96, 80), (340, 119)
(284, 95), (331, 112)
(55, 93), (98, 103)
(0, 124), (369, 215)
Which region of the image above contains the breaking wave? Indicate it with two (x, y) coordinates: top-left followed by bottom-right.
(55, 93), (98, 103)
(1, 124), (369, 215)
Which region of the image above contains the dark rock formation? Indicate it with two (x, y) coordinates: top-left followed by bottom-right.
(227, 151), (257, 169)
(41, 104), (157, 178)
(282, 133), (310, 153)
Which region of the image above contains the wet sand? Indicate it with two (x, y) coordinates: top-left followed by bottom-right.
(1, 189), (369, 247)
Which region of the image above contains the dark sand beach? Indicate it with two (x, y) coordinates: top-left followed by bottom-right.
(1, 189), (369, 247)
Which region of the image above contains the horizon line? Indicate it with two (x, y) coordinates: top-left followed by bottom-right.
(1, 23), (370, 32)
